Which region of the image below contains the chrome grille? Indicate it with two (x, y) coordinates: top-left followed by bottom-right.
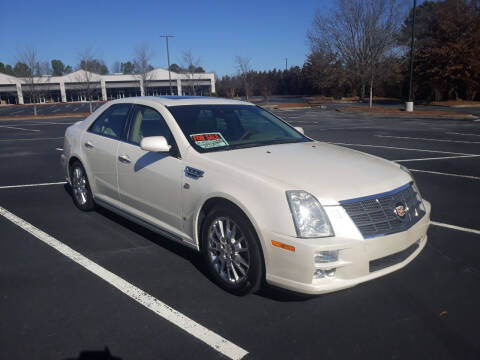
(341, 183), (426, 238)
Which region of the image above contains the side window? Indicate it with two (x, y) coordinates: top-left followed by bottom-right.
(89, 104), (131, 139)
(128, 105), (174, 145)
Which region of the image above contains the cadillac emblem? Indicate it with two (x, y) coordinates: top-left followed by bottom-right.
(394, 202), (408, 220)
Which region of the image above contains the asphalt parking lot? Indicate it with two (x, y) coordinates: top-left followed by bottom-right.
(1, 107), (479, 359)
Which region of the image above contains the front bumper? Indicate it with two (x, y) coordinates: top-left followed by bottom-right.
(263, 200), (431, 294)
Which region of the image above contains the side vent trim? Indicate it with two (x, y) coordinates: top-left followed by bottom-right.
(185, 166), (204, 179)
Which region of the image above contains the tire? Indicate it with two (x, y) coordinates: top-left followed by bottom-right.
(201, 206), (263, 295)
(70, 161), (95, 211)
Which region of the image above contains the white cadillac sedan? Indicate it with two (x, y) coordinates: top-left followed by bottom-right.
(61, 96), (431, 295)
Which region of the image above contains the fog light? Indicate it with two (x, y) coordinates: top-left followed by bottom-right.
(314, 250), (338, 264)
(313, 268), (336, 279)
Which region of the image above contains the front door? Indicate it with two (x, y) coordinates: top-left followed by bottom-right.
(82, 103), (131, 204)
(116, 105), (185, 239)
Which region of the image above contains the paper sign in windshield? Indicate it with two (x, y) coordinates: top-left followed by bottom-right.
(190, 132), (229, 149)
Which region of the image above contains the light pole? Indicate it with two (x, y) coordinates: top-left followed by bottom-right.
(407, 0), (417, 112)
(160, 34), (175, 95)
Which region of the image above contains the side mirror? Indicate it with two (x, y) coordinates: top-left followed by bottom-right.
(294, 126), (305, 135)
(140, 136), (171, 153)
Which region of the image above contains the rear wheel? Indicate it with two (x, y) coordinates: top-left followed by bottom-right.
(201, 206), (263, 295)
(70, 161), (95, 211)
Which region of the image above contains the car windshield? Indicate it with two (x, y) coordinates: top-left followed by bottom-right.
(167, 104), (310, 153)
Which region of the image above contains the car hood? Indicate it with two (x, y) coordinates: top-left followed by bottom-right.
(202, 141), (411, 205)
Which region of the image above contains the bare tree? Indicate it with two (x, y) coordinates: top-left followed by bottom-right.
(181, 50), (203, 96)
(133, 43), (154, 96)
(364, 0), (402, 107)
(17, 46), (50, 115)
(308, 0), (403, 106)
(77, 49), (104, 113)
(234, 56), (252, 100)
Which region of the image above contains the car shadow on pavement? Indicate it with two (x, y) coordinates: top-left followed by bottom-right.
(64, 185), (320, 302)
(94, 204), (209, 274)
(64, 346), (122, 360)
(63, 184), (207, 276)
(256, 283), (317, 302)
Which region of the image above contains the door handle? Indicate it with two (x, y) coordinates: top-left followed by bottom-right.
(84, 141), (94, 149)
(118, 154), (131, 164)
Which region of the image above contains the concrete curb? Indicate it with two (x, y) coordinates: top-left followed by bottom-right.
(335, 108), (477, 120)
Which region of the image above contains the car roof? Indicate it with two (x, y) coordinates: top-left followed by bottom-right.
(108, 96), (253, 107)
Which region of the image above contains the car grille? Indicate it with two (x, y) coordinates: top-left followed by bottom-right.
(340, 183), (426, 238)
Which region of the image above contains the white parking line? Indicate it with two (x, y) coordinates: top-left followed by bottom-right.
(314, 126), (374, 131)
(2, 121), (76, 126)
(0, 136), (63, 142)
(395, 154), (480, 162)
(330, 142), (478, 156)
(0, 182), (67, 190)
(0, 125), (40, 132)
(446, 132), (480, 137)
(431, 221), (480, 235)
(0, 206), (248, 360)
(410, 169), (480, 180)
(376, 135), (480, 144)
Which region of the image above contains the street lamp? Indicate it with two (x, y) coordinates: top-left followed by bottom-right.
(160, 34), (175, 95)
(406, 0), (417, 112)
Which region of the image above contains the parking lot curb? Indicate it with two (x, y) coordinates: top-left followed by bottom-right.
(335, 108), (477, 120)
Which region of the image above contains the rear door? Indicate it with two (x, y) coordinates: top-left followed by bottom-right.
(116, 105), (186, 240)
(82, 103), (131, 204)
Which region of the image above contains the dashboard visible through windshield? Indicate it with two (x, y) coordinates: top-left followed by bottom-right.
(167, 105), (310, 152)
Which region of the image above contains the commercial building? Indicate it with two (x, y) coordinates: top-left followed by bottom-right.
(0, 68), (215, 104)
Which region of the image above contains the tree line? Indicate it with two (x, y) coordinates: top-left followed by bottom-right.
(217, 0), (480, 103)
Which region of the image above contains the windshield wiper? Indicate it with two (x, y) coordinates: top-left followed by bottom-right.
(226, 142), (269, 150)
(226, 138), (305, 150)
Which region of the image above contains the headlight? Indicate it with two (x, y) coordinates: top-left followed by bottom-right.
(412, 182), (426, 211)
(400, 165), (426, 211)
(286, 191), (334, 238)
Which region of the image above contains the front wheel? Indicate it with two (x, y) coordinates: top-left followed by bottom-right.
(201, 206), (263, 295)
(70, 161), (95, 211)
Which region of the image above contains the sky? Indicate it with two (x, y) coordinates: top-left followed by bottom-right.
(0, 0), (335, 77)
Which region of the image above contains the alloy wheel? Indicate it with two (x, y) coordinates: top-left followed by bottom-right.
(72, 166), (88, 206)
(207, 216), (251, 284)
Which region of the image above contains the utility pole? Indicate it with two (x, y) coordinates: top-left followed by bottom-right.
(407, 0), (417, 111)
(285, 58), (288, 71)
(160, 34), (175, 95)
